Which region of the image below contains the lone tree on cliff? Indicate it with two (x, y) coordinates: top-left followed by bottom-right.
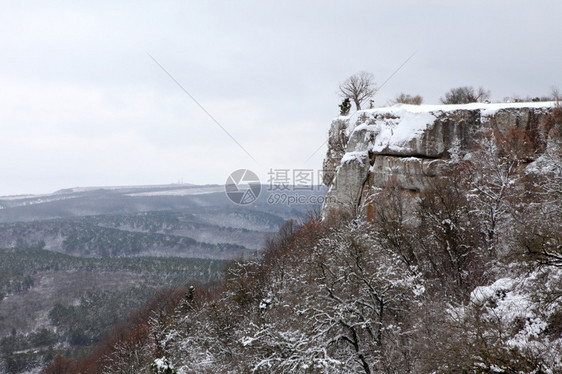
(339, 71), (377, 111)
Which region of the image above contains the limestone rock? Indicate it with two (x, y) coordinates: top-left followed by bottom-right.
(322, 102), (556, 214)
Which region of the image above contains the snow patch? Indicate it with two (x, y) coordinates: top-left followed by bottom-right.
(152, 357), (175, 373)
(370, 101), (557, 115)
(341, 151), (368, 165)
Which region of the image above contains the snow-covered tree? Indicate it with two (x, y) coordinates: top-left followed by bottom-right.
(446, 266), (562, 372)
(461, 128), (533, 255)
(301, 221), (423, 373)
(416, 174), (487, 300)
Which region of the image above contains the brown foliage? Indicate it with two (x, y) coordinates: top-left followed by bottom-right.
(542, 102), (562, 138)
(497, 127), (536, 162)
(42, 357), (77, 374)
(440, 86), (490, 104)
(42, 287), (189, 374)
(389, 93), (423, 105)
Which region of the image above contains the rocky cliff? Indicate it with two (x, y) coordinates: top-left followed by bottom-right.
(322, 101), (557, 213)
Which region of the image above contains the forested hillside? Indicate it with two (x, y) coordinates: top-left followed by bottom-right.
(0, 248), (223, 373)
(43, 105), (561, 373)
(0, 212), (255, 259)
(0, 186), (322, 373)
(0, 185), (319, 258)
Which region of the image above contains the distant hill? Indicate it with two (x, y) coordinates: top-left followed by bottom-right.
(0, 184), (326, 259)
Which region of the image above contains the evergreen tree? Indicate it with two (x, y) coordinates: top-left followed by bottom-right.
(339, 98), (351, 116)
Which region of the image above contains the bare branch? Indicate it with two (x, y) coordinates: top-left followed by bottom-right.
(339, 71), (377, 110)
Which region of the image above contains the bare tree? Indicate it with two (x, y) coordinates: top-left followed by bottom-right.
(552, 86), (561, 101)
(339, 72), (377, 111)
(440, 86), (490, 104)
(461, 128), (535, 255)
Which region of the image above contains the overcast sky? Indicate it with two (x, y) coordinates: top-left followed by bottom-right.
(0, 0), (560, 196)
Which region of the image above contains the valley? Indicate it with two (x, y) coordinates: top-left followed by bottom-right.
(0, 184), (323, 373)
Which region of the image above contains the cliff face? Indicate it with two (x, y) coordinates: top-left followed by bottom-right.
(322, 101), (556, 213)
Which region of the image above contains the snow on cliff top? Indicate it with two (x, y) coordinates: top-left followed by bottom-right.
(368, 100), (557, 115)
(341, 101), (557, 154)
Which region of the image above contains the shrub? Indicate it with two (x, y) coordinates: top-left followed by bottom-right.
(389, 92), (423, 105)
(440, 86), (490, 104)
